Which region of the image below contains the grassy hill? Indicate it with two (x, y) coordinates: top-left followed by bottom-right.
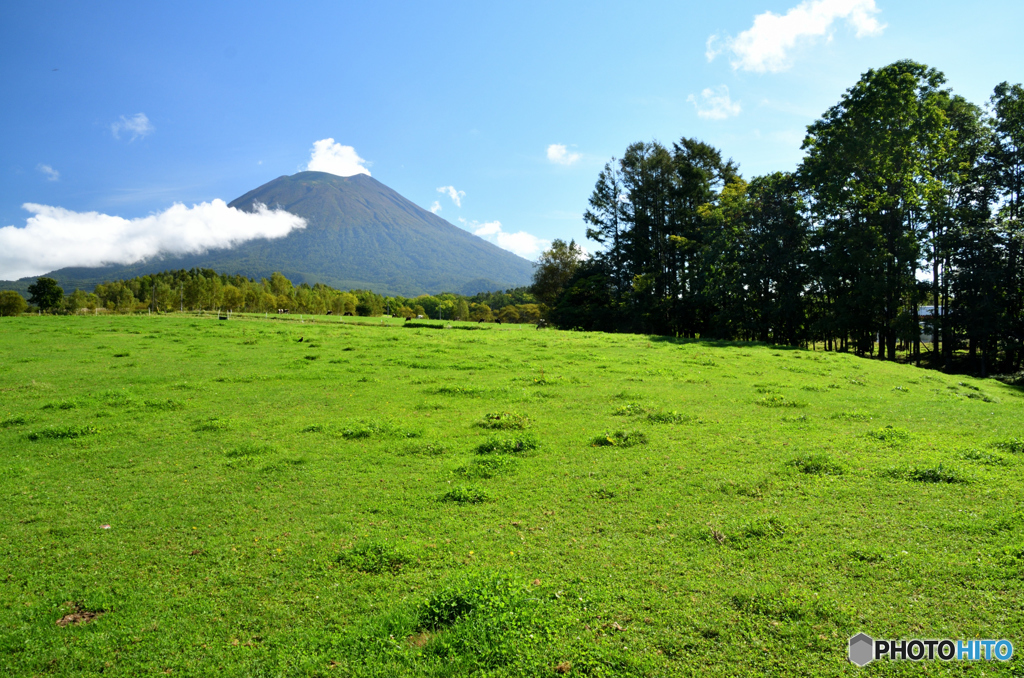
(1, 314), (1022, 676)
(0, 172), (536, 297)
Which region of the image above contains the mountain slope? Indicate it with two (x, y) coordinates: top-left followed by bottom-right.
(1, 172), (536, 296)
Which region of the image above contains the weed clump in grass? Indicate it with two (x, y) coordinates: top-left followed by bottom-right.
(454, 455), (517, 479)
(755, 395), (806, 408)
(829, 411), (872, 421)
(226, 442), (277, 458)
(41, 399), (79, 410)
(788, 453), (844, 476)
(440, 486), (489, 504)
(645, 411), (696, 424)
(730, 588), (804, 621)
(144, 398), (185, 411)
(477, 433), (539, 456)
(28, 425), (98, 441)
(477, 411), (529, 430)
(740, 516), (787, 541)
(592, 430), (648, 447)
(419, 572), (526, 630)
(960, 449), (1009, 466)
(1, 415), (27, 428)
(612, 402), (651, 416)
(193, 417), (230, 432)
(883, 464), (968, 484)
(432, 385), (483, 397)
(396, 440), (451, 456)
(339, 419), (420, 440)
(993, 438), (1024, 454)
(339, 542), (409, 574)
(867, 425), (911, 444)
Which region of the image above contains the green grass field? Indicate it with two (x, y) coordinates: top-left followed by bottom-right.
(2, 313), (1023, 676)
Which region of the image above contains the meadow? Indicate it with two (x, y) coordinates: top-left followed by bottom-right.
(1, 313), (1022, 677)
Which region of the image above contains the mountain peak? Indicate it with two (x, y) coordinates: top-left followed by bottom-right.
(21, 172), (535, 297)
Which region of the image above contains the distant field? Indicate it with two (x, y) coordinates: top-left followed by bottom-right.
(1, 313), (1023, 676)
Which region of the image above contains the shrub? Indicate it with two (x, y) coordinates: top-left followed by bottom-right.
(0, 290), (28, 317)
(789, 453), (844, 476)
(477, 411), (529, 430)
(477, 433), (539, 456)
(592, 430), (649, 447)
(339, 542), (409, 574)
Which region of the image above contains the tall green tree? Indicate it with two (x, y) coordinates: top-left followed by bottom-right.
(27, 277), (64, 312)
(989, 82), (1024, 371)
(800, 60), (953, 360)
(741, 172), (811, 345)
(531, 239), (585, 310)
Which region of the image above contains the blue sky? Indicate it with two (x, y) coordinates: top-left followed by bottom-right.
(2, 0), (1023, 279)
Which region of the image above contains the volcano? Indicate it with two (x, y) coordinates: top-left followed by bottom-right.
(6, 172), (536, 296)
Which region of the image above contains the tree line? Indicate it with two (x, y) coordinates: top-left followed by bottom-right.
(0, 269), (541, 324)
(536, 61), (1023, 377)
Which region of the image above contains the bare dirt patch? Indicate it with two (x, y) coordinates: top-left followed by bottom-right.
(55, 601), (105, 627)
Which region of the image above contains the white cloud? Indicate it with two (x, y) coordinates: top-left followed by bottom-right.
(708, 0), (885, 73)
(37, 164), (59, 181)
(547, 144), (582, 166)
(429, 201), (442, 214)
(0, 201), (305, 280)
(688, 85), (742, 120)
(305, 138), (371, 177)
(437, 185), (465, 208)
(470, 220), (550, 260)
(111, 113), (154, 141)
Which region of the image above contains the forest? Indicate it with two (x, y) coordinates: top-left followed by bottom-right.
(0, 268), (541, 325)
(543, 61), (1023, 378)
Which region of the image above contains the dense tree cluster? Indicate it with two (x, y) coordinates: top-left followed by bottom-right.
(543, 61), (1024, 376)
(4, 269), (542, 325)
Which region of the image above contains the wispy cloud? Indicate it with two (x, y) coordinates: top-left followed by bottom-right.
(707, 0), (885, 73)
(546, 144), (581, 166)
(437, 185), (465, 208)
(469, 220), (550, 260)
(37, 164), (59, 181)
(0, 201), (305, 280)
(688, 85), (742, 120)
(306, 138), (371, 177)
(111, 113), (154, 141)
(429, 200), (442, 214)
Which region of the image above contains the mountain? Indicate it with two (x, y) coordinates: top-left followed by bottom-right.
(1, 172), (536, 297)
